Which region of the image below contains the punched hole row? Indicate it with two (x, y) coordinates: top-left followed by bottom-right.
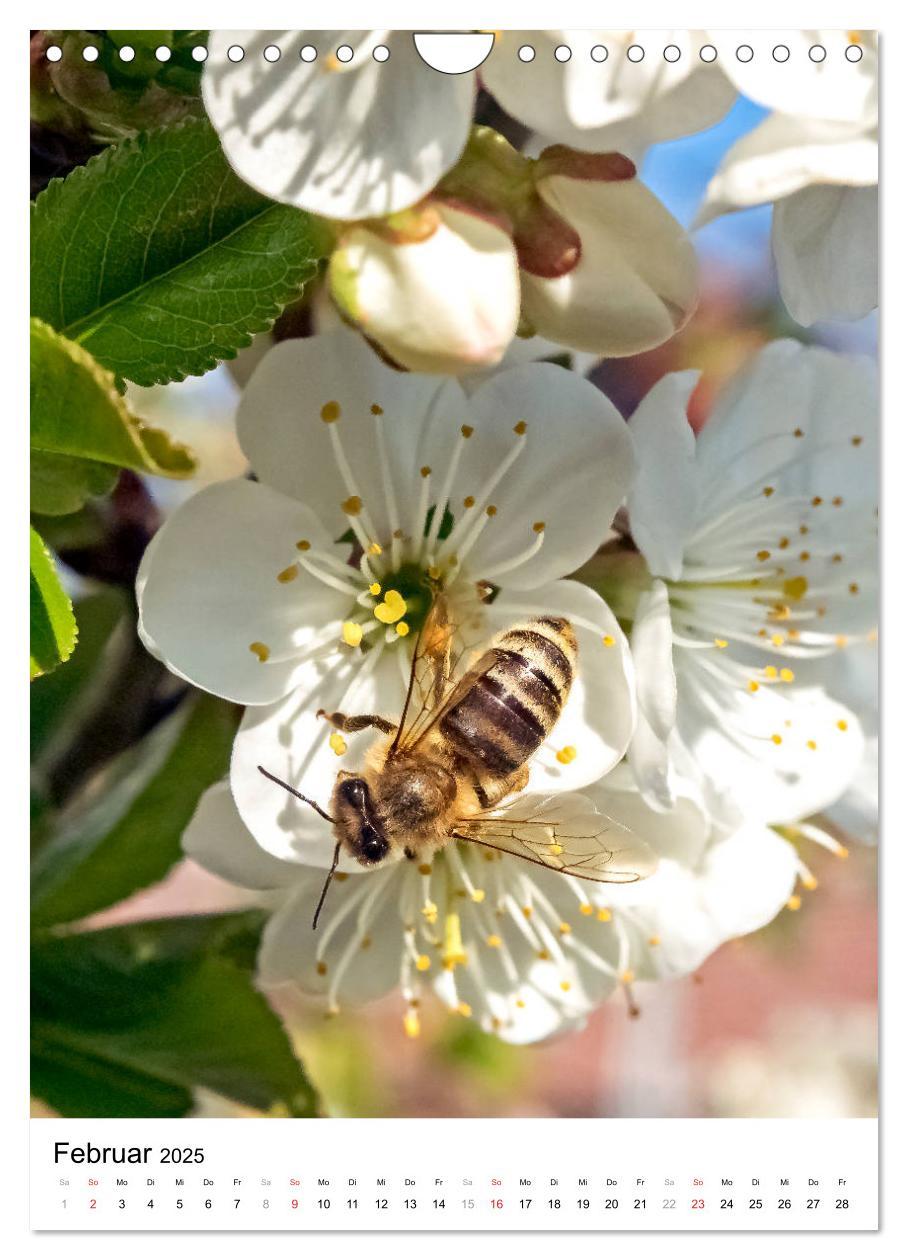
(44, 40), (865, 66)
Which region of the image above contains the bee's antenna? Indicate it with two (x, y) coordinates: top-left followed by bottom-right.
(257, 765), (336, 824)
(313, 842), (342, 930)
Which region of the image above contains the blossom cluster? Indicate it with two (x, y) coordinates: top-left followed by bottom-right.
(138, 29), (878, 1044)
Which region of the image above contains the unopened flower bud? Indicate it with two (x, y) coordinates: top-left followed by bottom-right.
(519, 146), (698, 357)
(328, 200), (520, 375)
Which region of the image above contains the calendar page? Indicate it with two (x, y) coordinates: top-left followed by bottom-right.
(28, 13), (880, 1241)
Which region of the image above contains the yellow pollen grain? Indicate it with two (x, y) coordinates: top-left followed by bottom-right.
(486, 504), (498, 517)
(456, 1001), (472, 1017)
(537, 949), (550, 961)
(800, 524), (809, 535)
(579, 904), (593, 916)
(758, 629), (767, 638)
(764, 666), (778, 679)
(515, 998), (526, 1009)
(249, 641), (270, 662)
(771, 634), (786, 647)
(762, 486), (775, 498)
(368, 541), (383, 555)
(783, 576), (808, 601)
(806, 740), (817, 751)
(548, 843), (564, 856)
(836, 634), (849, 648)
(533, 521), (546, 533)
(461, 424), (474, 438)
(793, 427), (805, 438)
(360, 936), (372, 950)
(404, 1010), (421, 1038)
(832, 496), (843, 507)
(800, 551), (811, 562)
(471, 889), (486, 903)
(334, 872), (349, 882)
(836, 843), (850, 859)
(832, 554), (843, 564)
(316, 961), (327, 976)
(396, 622), (410, 637)
(463, 495), (475, 509)
(486, 934), (502, 948)
(597, 908), (612, 923)
(780, 668), (794, 683)
(370, 403), (384, 415)
(418, 863), (432, 876)
(277, 564), (298, 583)
(369, 582), (382, 596)
(714, 638), (728, 649)
(415, 954), (431, 972)
(787, 894), (802, 912)
(559, 922), (572, 935)
(521, 905), (533, 919)
(514, 420), (528, 435)
(559, 980), (572, 992)
(748, 681), (760, 693)
(812, 496), (823, 507)
(771, 733), (783, 746)
(602, 635), (615, 647)
(852, 435), (863, 447)
(320, 400), (341, 423)
(648, 935), (661, 947)
(329, 732), (347, 757)
(420, 465), (431, 478)
(837, 719), (849, 732)
(556, 745), (577, 765)
(296, 539), (311, 552)
(849, 583), (860, 595)
(342, 621), (363, 647)
(342, 495), (362, 516)
(621, 969), (635, 984)
(778, 537), (790, 550)
(756, 549), (771, 562)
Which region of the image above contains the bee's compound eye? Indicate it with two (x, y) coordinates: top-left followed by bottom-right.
(359, 826), (389, 864)
(338, 777), (368, 809)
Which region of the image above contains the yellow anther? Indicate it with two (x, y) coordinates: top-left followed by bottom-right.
(648, 935), (661, 947)
(799, 551), (811, 562)
(787, 894), (802, 911)
(771, 733), (783, 746)
(780, 668), (794, 683)
(835, 634), (849, 648)
(320, 400), (341, 423)
(621, 969), (635, 984)
(370, 402), (384, 415)
(559, 980), (572, 992)
(486, 934), (502, 948)
(832, 554), (843, 564)
(762, 486), (775, 497)
(835, 843), (850, 859)
(396, 622), (410, 637)
(556, 745), (577, 765)
(521, 905), (533, 919)
(771, 634), (786, 647)
(463, 495), (475, 508)
(420, 465), (431, 478)
(334, 872), (349, 882)
(421, 901), (438, 924)
(793, 427), (805, 438)
(369, 582), (382, 596)
(514, 420), (527, 435)
(714, 638), (728, 649)
(559, 922), (572, 935)
(456, 1001), (473, 1017)
(368, 541), (383, 555)
(277, 564), (298, 583)
(800, 524), (809, 535)
(537, 949), (550, 961)
(783, 576), (808, 601)
(461, 424), (474, 438)
(778, 537), (790, 550)
(296, 539), (311, 551)
(801, 873), (819, 891)
(756, 549), (771, 562)
(597, 908), (612, 923)
(849, 583), (860, 595)
(415, 954), (431, 972)
(427, 565), (441, 580)
(329, 732), (347, 756)
(533, 521), (545, 533)
(837, 719), (849, 732)
(316, 961), (327, 976)
(515, 998), (526, 1009)
(249, 641), (270, 662)
(812, 496), (823, 507)
(360, 936), (372, 949)
(764, 666), (778, 679)
(579, 903), (593, 916)
(403, 1009), (421, 1038)
(442, 912), (467, 969)
(832, 496), (843, 507)
(748, 681), (760, 693)
(342, 495), (362, 515)
(342, 621), (363, 647)
(486, 504), (498, 517)
(418, 863), (432, 876)
(852, 435), (863, 446)
(602, 635), (615, 647)
(806, 739), (816, 751)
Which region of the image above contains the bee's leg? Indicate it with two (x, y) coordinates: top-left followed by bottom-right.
(317, 709), (396, 735)
(471, 765), (530, 811)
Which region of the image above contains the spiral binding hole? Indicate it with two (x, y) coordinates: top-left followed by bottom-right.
(809, 44), (827, 63)
(699, 44), (718, 63)
(736, 45), (754, 62)
(517, 45), (535, 63)
(300, 45), (317, 63)
(846, 43), (864, 62)
(155, 46), (171, 63)
(336, 44), (354, 63)
(227, 45), (244, 63)
(82, 45), (99, 63)
(263, 45), (281, 63)
(373, 45), (390, 63)
(191, 46), (207, 63)
(664, 45), (681, 63)
(554, 45), (571, 62)
(590, 45), (608, 63)
(627, 44), (645, 63)
(773, 45), (790, 62)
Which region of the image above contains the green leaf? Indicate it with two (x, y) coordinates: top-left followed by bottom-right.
(30, 318), (196, 515)
(31, 117), (329, 385)
(31, 588), (127, 759)
(32, 914), (318, 1118)
(31, 692), (238, 928)
(30, 525), (77, 680)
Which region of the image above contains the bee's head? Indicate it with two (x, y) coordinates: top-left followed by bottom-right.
(331, 775), (390, 866)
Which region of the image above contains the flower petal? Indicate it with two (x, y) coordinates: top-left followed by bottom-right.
(183, 781), (303, 889)
(488, 580), (637, 793)
(236, 329), (463, 544)
(203, 31), (473, 219)
(136, 479), (347, 705)
(627, 370), (700, 579)
(773, 184), (878, 325)
(447, 362), (634, 588)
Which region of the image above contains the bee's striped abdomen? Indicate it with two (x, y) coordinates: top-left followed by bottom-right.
(439, 616), (577, 780)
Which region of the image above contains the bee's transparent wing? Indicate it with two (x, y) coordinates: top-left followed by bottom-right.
(454, 801), (657, 884)
(389, 590), (456, 755)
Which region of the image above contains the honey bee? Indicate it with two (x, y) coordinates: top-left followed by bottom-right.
(259, 591), (655, 926)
